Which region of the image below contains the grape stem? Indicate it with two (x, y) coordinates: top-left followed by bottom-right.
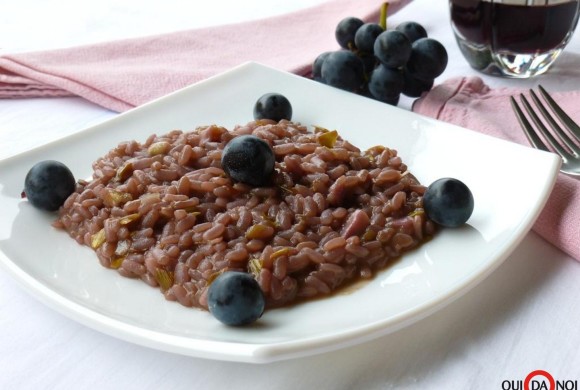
(379, 2), (389, 30)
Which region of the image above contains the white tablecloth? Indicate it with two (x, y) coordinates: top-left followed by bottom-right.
(1, 1), (579, 389)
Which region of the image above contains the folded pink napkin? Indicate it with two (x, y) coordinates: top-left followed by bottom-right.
(0, 0), (410, 112)
(413, 77), (580, 261)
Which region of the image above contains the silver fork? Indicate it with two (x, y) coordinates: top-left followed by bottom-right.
(510, 85), (580, 177)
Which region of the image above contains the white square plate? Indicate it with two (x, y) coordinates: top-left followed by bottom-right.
(0, 62), (560, 363)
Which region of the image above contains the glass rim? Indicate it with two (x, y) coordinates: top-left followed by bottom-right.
(476, 0), (577, 4)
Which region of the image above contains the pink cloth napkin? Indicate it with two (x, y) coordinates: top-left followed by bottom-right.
(413, 77), (580, 261)
(0, 0), (410, 112)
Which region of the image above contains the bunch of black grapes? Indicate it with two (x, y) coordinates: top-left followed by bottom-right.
(312, 13), (448, 106)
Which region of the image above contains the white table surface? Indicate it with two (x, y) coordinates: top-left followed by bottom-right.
(1, 1), (579, 389)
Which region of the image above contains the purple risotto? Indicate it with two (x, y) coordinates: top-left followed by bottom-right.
(54, 120), (436, 310)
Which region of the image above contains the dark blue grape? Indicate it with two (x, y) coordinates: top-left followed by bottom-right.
(320, 50), (365, 92)
(406, 38), (448, 82)
(423, 178), (474, 228)
(368, 65), (403, 104)
(312, 52), (331, 82)
(395, 21), (428, 43)
(335, 17), (364, 49)
(221, 135), (275, 187)
(23, 160), (75, 211)
(354, 23), (384, 54)
(207, 271), (265, 326)
(383, 94), (400, 106)
(253, 93), (292, 122)
(402, 68), (434, 97)
(373, 30), (412, 68)
(359, 53), (378, 77)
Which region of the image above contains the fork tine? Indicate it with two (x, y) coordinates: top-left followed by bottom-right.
(510, 96), (552, 153)
(538, 85), (580, 139)
(519, 93), (573, 160)
(531, 88), (579, 154)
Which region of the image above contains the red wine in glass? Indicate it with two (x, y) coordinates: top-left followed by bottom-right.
(449, 0), (580, 77)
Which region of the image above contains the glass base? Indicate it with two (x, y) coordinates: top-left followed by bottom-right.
(454, 35), (565, 78)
